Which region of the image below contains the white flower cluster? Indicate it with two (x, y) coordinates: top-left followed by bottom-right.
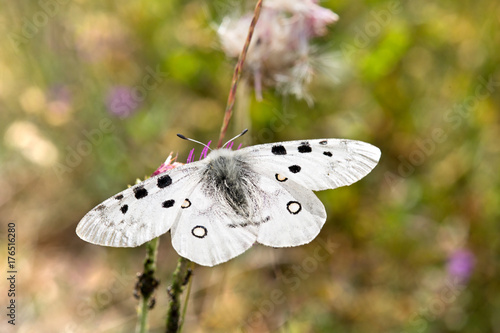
(218, 0), (338, 103)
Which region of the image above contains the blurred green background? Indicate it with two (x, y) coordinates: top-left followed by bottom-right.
(1, 0), (499, 332)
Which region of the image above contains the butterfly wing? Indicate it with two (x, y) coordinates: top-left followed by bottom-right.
(77, 138), (380, 266)
(76, 163), (203, 247)
(249, 174), (327, 247)
(169, 180), (259, 267)
(240, 139), (380, 191)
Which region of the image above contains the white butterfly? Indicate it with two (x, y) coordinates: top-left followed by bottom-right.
(76, 137), (380, 266)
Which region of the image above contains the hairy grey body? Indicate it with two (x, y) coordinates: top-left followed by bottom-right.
(201, 149), (256, 220)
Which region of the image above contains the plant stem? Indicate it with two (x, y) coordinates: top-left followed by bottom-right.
(135, 237), (160, 333)
(179, 261), (195, 333)
(217, 0), (263, 148)
(166, 257), (191, 333)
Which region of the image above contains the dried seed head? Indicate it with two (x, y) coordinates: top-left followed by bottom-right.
(217, 0), (338, 103)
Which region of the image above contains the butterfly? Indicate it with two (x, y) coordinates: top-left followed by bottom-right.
(76, 136), (380, 266)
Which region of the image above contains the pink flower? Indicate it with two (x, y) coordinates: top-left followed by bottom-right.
(106, 86), (139, 118)
(153, 138), (243, 176)
(265, 0), (339, 37)
(152, 154), (184, 176)
(447, 249), (475, 284)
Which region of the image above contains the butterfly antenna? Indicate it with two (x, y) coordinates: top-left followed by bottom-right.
(222, 129), (248, 148)
(177, 134), (212, 151)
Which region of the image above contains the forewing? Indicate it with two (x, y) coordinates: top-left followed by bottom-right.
(76, 163), (202, 247)
(240, 139), (380, 191)
(249, 174), (327, 247)
(170, 182), (259, 267)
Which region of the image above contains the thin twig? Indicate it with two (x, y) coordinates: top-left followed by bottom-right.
(217, 0), (263, 148)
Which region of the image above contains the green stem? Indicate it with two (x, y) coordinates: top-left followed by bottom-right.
(135, 237), (160, 333)
(179, 261), (195, 333)
(166, 257), (191, 333)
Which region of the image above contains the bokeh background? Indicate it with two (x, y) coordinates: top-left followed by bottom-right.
(1, 0), (499, 332)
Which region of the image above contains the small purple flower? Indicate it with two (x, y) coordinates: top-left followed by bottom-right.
(199, 141), (212, 160)
(186, 148), (195, 164)
(225, 142), (243, 150)
(185, 140), (243, 164)
(447, 249), (475, 283)
(106, 86), (139, 118)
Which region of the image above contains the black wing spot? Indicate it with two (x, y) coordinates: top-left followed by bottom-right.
(319, 140), (327, 145)
(96, 204), (106, 211)
(120, 205), (129, 214)
(272, 145), (287, 155)
(157, 175), (172, 188)
(287, 201), (302, 215)
(192, 226), (208, 238)
(323, 151), (333, 157)
(134, 186), (148, 199)
(298, 143), (312, 153)
(275, 173), (288, 182)
(114, 194), (124, 200)
(162, 200), (175, 208)
(288, 165), (301, 173)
